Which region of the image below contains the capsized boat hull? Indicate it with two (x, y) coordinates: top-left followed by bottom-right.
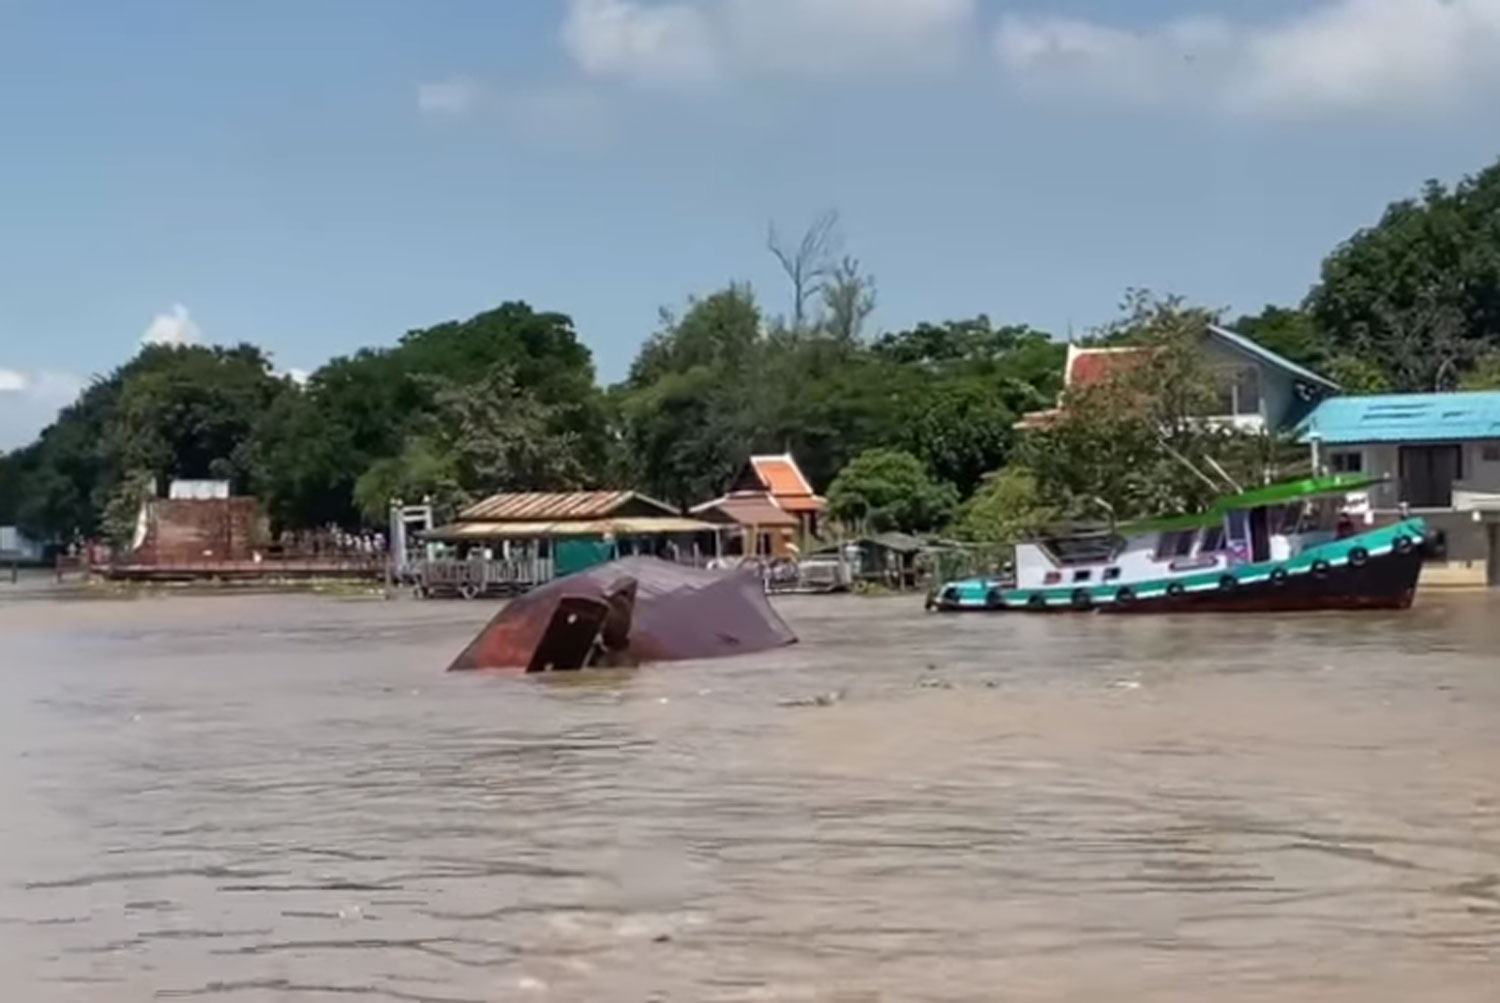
(929, 519), (1427, 615)
(447, 557), (798, 671)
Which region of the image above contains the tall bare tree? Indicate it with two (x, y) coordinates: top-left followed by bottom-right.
(767, 209), (842, 331)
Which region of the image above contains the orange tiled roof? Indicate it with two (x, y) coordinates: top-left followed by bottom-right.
(1065, 346), (1148, 388)
(1017, 346), (1149, 428)
(750, 455), (814, 497)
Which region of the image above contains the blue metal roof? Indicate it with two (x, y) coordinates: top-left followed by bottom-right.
(1207, 325), (1341, 391)
(1298, 391), (1500, 444)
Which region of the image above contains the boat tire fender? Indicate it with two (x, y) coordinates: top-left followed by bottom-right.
(1027, 593), (1047, 609)
(1071, 588), (1092, 610)
(1166, 582), (1186, 598)
(1115, 586), (1135, 604)
(1348, 546), (1370, 568)
(1393, 535), (1414, 555)
(985, 588), (1004, 610)
(1219, 574), (1238, 591)
(1270, 567), (1289, 586)
(1312, 559), (1331, 578)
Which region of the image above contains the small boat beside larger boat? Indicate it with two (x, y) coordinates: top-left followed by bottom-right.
(928, 474), (1428, 614)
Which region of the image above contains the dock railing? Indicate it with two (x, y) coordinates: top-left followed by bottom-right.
(406, 557), (556, 598)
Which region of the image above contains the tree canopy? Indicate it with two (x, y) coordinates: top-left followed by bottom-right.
(9, 154), (1500, 545)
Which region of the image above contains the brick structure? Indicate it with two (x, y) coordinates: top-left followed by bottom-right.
(133, 497), (271, 564)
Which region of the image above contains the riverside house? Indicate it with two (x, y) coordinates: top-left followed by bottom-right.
(1299, 391), (1500, 587)
(1018, 325), (1340, 433)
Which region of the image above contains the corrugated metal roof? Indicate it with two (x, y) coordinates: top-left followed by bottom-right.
(458, 491), (672, 522)
(428, 516), (719, 542)
(609, 516), (719, 535)
(691, 496), (800, 528)
(1298, 392), (1500, 444)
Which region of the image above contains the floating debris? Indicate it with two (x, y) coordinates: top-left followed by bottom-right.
(777, 689), (845, 708)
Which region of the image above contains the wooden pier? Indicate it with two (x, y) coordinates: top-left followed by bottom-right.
(91, 556), (387, 583)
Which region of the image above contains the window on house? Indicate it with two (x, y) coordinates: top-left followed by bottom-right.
(1234, 367), (1261, 415)
(1330, 451), (1363, 474)
(1213, 374), (1236, 416)
(1483, 444), (1500, 463)
(1211, 367), (1262, 416)
(1155, 530), (1196, 560)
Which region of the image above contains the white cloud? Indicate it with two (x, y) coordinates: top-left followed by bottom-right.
(560, 0), (976, 85)
(141, 303), (201, 347)
(0, 368), (27, 393)
(418, 77), (488, 118)
(562, 0), (721, 85)
(994, 0), (1500, 117)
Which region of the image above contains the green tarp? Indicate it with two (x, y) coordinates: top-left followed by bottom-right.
(554, 537), (616, 577)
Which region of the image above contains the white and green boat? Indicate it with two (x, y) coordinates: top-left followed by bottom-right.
(928, 474), (1428, 614)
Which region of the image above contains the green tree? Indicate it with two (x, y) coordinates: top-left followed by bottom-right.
(103, 344), (286, 492)
(353, 364), (590, 524)
(1324, 354), (1391, 394)
(618, 286), (766, 505)
(1229, 305), (1331, 372)
(254, 301), (607, 530)
(1020, 294), (1288, 521)
(100, 469), (155, 546)
(950, 467), (1055, 544)
(0, 451), (19, 525)
(353, 438), (460, 525)
(1459, 352), (1500, 391)
(1308, 162), (1500, 390)
(826, 448), (958, 534)
(901, 380), (1018, 497)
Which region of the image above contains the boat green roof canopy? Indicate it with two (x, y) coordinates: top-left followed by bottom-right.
(1117, 473), (1382, 535)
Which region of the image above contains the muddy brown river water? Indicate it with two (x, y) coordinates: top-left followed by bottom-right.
(2, 585), (1500, 1001)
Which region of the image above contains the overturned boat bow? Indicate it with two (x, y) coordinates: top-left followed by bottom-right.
(447, 557), (798, 672)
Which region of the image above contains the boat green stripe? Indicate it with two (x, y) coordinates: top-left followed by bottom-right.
(994, 518), (1423, 608)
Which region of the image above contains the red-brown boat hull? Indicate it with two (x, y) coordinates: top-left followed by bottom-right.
(447, 557), (798, 671)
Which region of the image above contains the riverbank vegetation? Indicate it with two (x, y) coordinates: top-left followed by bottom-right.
(5, 156), (1500, 549)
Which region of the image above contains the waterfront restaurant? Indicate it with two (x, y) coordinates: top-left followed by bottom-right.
(424, 490), (723, 578)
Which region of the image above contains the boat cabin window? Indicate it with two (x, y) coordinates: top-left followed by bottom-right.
(1155, 530), (1196, 560)
(1279, 504), (1310, 534)
(1198, 526), (1225, 553)
(1038, 534), (1122, 566)
(1073, 569), (1092, 583)
(1104, 567), (1121, 581)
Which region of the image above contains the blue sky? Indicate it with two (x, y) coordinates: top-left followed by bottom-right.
(3, 0), (1500, 447)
